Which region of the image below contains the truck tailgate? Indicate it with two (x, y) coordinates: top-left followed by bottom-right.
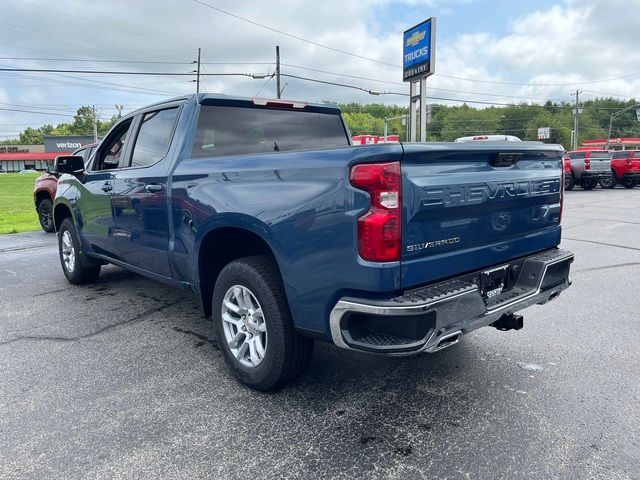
(401, 142), (563, 288)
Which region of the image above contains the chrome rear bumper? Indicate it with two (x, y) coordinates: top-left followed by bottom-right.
(329, 248), (574, 355)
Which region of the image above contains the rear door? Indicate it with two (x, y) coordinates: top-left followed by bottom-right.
(110, 105), (181, 278)
(400, 143), (563, 288)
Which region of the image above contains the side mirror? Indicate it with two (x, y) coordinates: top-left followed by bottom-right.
(54, 155), (84, 175)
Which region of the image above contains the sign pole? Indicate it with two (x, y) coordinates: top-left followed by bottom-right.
(419, 76), (427, 142)
(409, 81), (418, 142)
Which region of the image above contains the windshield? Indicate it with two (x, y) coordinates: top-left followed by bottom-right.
(588, 152), (610, 159)
(611, 151), (632, 159)
(192, 105), (349, 158)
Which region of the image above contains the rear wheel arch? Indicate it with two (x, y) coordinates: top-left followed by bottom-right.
(197, 227), (285, 318)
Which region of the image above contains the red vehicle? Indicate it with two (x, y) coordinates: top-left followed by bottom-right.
(609, 150), (640, 188)
(563, 153), (573, 190)
(33, 143), (97, 232)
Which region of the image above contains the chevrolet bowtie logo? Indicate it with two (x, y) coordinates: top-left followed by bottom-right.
(405, 30), (426, 47)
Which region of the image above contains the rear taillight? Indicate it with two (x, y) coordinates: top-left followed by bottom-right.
(584, 158), (591, 170)
(350, 162), (401, 262)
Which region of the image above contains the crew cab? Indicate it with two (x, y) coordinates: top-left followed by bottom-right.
(610, 150), (640, 188)
(53, 94), (573, 391)
(566, 149), (612, 190)
(34, 143), (97, 232)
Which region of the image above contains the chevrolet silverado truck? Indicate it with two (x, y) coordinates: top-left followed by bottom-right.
(610, 150), (640, 188)
(566, 149), (612, 190)
(53, 94), (574, 391)
(34, 143), (97, 232)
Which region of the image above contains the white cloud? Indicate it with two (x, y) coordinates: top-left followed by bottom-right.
(0, 0), (638, 136)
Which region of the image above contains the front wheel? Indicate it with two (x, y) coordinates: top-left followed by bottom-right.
(598, 174), (616, 189)
(37, 198), (55, 232)
(622, 177), (638, 189)
(581, 178), (597, 190)
(212, 256), (313, 391)
(58, 218), (101, 284)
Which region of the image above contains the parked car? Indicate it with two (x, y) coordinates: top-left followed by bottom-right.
(33, 143), (97, 232)
(566, 150), (612, 190)
(454, 135), (521, 142)
(53, 94), (573, 391)
(609, 150), (640, 188)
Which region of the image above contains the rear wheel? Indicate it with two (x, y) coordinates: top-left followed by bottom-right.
(58, 218), (101, 284)
(37, 198), (55, 232)
(598, 174), (616, 189)
(212, 255), (313, 391)
(622, 177), (637, 189)
(580, 178), (597, 190)
(565, 173), (574, 191)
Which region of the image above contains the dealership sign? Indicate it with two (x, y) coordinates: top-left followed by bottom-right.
(403, 18), (435, 81)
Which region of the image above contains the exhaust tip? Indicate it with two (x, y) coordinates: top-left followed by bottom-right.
(435, 331), (462, 351)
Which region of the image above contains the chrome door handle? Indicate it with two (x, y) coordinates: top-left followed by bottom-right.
(145, 184), (163, 193)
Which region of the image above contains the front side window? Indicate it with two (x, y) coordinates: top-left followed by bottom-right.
(191, 105), (348, 158)
(129, 108), (179, 168)
(94, 120), (132, 171)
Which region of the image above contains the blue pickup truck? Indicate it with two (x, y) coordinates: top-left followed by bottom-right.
(53, 94), (574, 390)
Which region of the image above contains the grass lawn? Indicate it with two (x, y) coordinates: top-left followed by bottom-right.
(0, 173), (41, 234)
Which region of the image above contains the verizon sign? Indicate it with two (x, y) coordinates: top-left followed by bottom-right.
(44, 135), (95, 153)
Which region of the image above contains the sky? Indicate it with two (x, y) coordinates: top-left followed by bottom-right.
(0, 0), (639, 138)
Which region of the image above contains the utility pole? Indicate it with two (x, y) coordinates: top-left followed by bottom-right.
(572, 89), (582, 150)
(275, 45), (281, 99)
(196, 47), (201, 94)
(92, 105), (98, 143)
(115, 104), (124, 119)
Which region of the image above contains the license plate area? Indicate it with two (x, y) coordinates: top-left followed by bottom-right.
(478, 265), (511, 301)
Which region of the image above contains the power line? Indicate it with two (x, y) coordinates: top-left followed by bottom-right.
(436, 71), (640, 87)
(191, 0), (399, 68)
(0, 56), (195, 65)
(0, 107), (75, 117)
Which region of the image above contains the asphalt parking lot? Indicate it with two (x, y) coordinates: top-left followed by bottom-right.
(1, 189), (639, 480)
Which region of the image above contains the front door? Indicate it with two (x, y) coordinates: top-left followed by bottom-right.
(78, 119), (133, 259)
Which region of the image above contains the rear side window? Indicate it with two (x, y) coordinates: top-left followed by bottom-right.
(612, 151), (631, 159)
(130, 107), (179, 167)
(191, 105), (348, 158)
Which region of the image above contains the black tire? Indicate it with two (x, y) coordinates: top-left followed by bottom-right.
(599, 174), (616, 189)
(37, 198), (56, 232)
(580, 178), (597, 190)
(211, 255), (313, 391)
(565, 173), (574, 191)
(58, 218), (101, 284)
(622, 177), (637, 189)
